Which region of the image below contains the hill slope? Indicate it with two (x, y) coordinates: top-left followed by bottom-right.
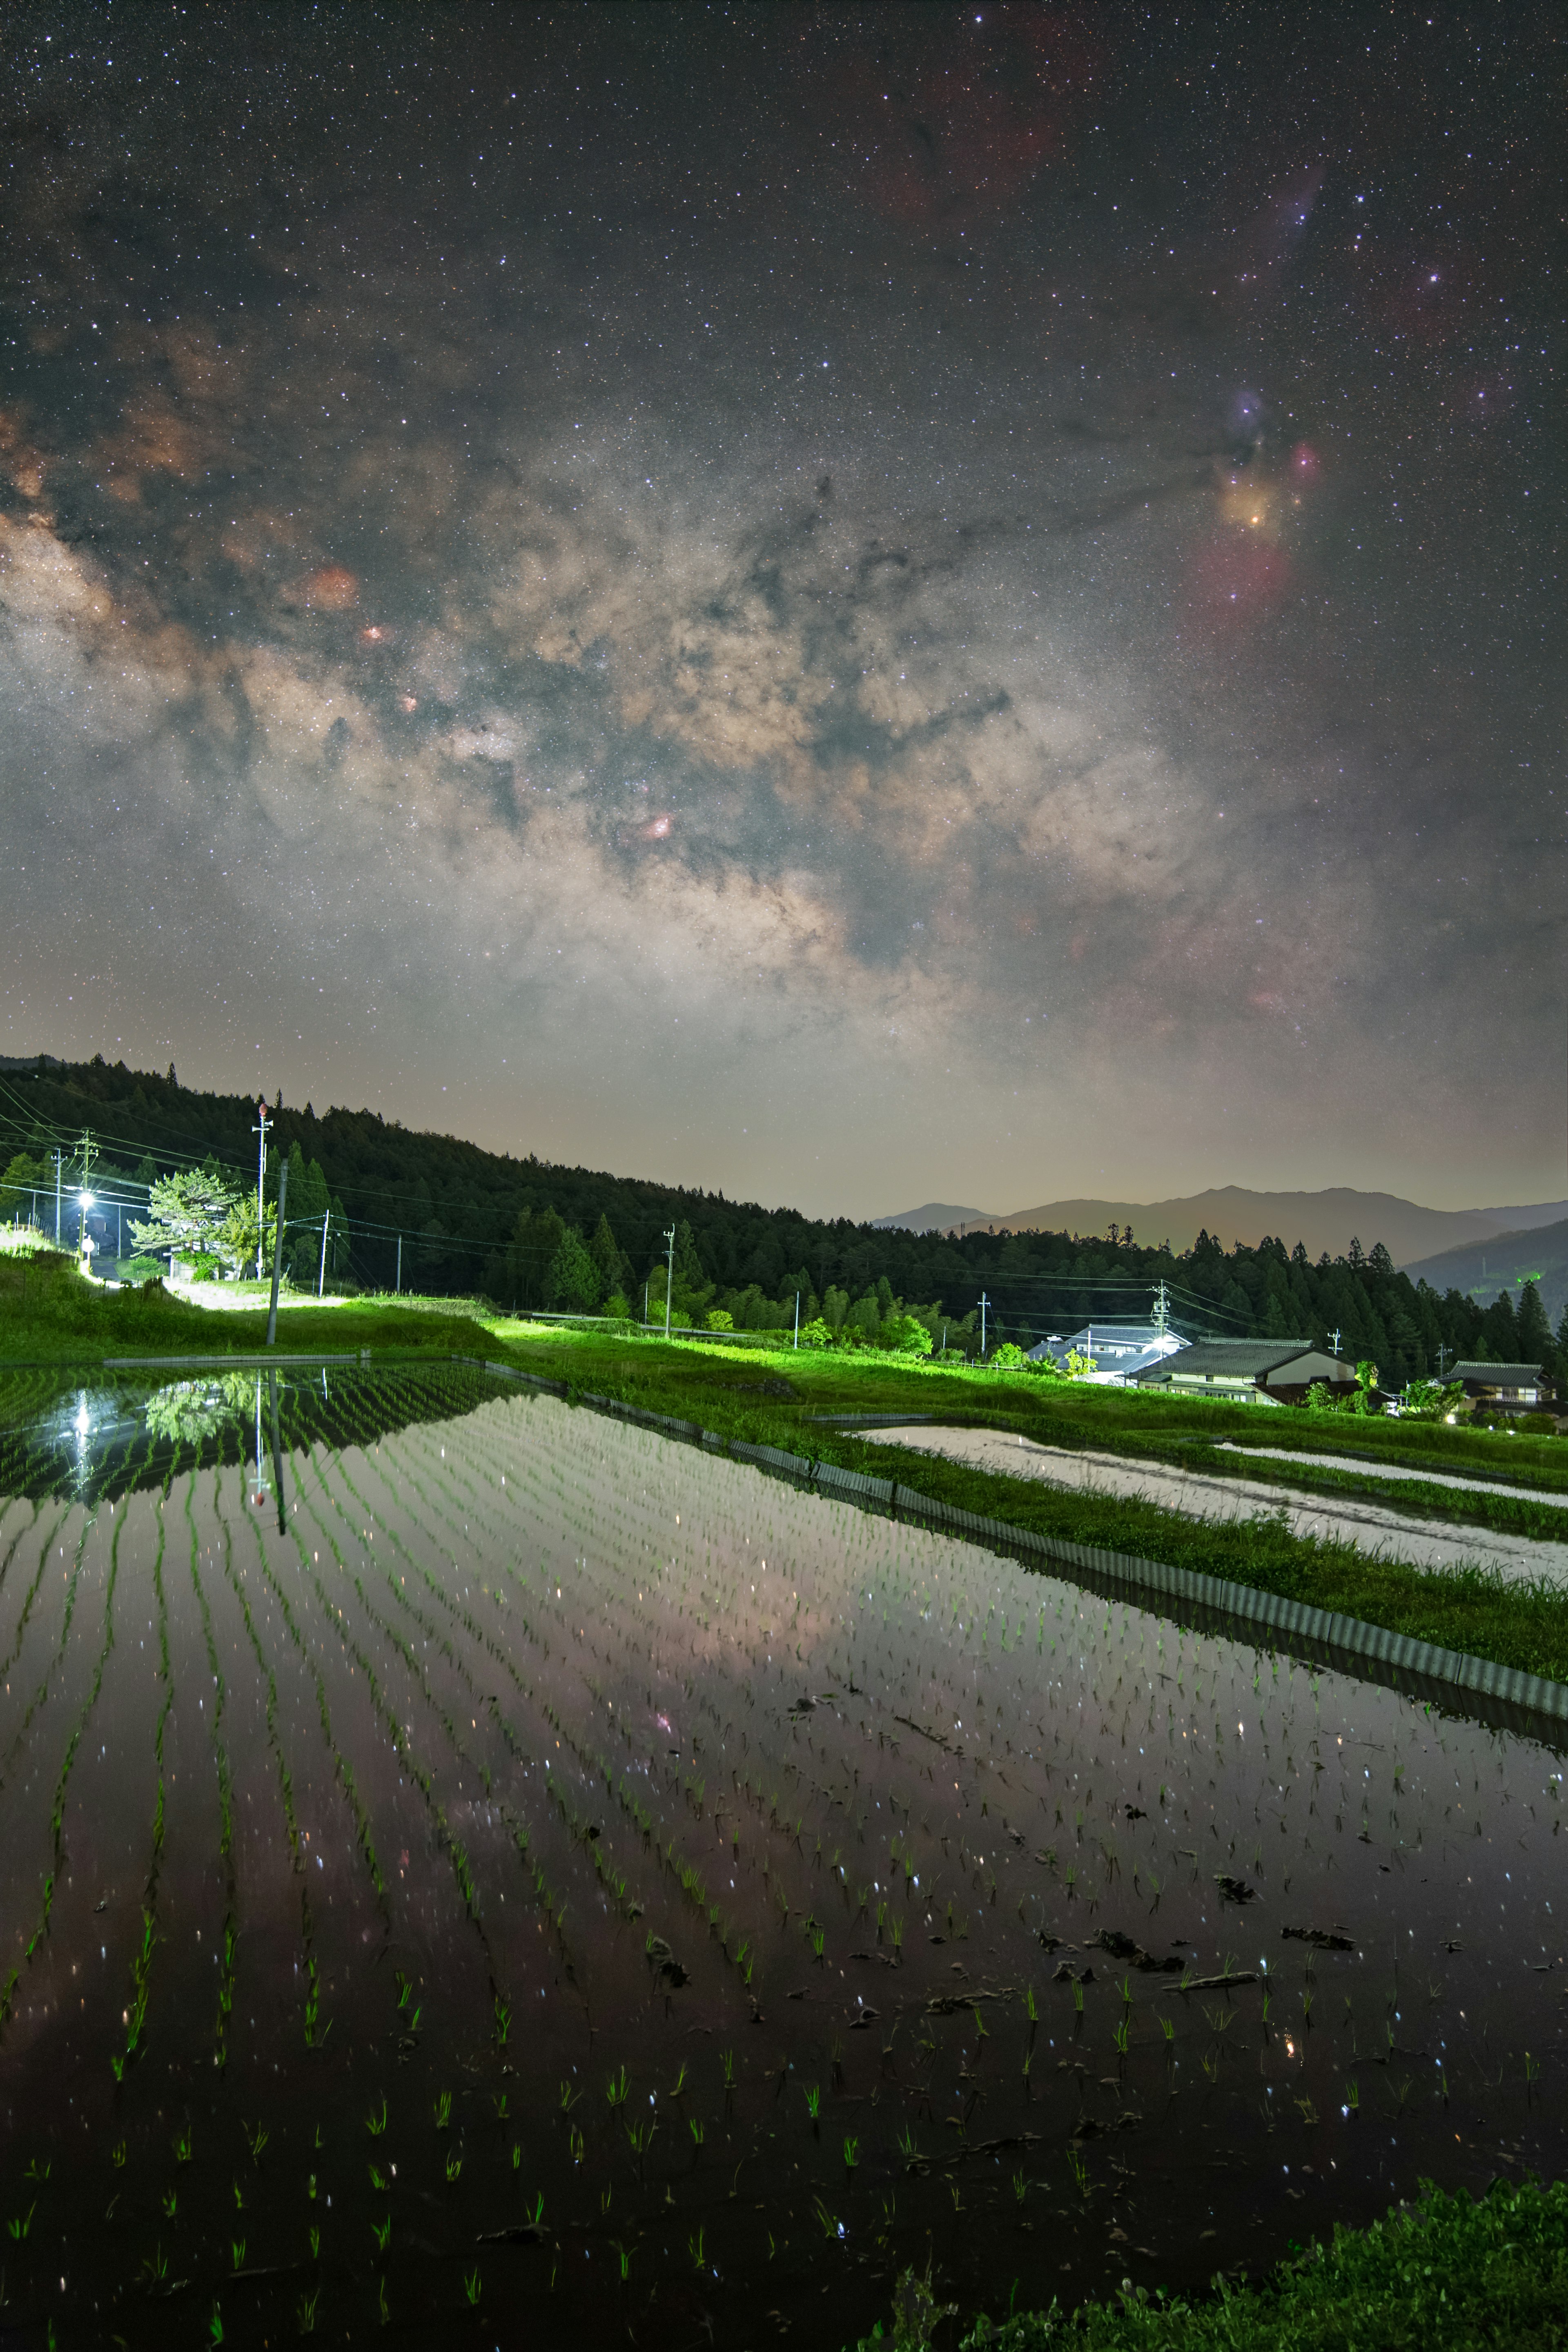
(1402, 1218), (1568, 1327)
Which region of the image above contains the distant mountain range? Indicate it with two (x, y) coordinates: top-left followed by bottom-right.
(874, 1185), (1568, 1271)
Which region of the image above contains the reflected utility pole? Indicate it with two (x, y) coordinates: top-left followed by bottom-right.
(663, 1225), (676, 1339)
(267, 1370), (287, 1534)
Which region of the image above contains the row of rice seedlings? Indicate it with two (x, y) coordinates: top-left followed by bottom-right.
(0, 1505), (88, 1793)
(231, 1473), (391, 1911)
(0, 1507), (122, 2040)
(295, 1456), (581, 1942)
(111, 1498), (175, 2079)
(0, 1503), (70, 1684)
(432, 1417), (854, 1970)
(184, 1483), (242, 2069)
(285, 1506), (543, 1994)
(214, 1520), (304, 1877)
(372, 1425), (738, 1940)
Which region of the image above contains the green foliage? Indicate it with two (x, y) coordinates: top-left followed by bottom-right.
(546, 1225), (601, 1313)
(129, 1169), (249, 1274)
(706, 1309), (734, 1331)
(797, 1317), (833, 1350)
(942, 2176), (1568, 2352)
(989, 1342), (1027, 1369)
(1400, 1377), (1465, 1421)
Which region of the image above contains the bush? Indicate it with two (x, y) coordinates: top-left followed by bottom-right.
(988, 1342), (1027, 1369)
(797, 1318), (833, 1350)
(706, 1309), (734, 1331)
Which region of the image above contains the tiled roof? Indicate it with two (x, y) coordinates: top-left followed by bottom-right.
(1139, 1340), (1318, 1380)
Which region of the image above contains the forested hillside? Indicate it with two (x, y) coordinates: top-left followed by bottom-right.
(1, 1055), (1562, 1392)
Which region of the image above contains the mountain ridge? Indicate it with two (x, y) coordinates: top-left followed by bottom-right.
(874, 1185), (1568, 1267)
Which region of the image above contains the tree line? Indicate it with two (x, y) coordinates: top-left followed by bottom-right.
(0, 1055), (1563, 1390)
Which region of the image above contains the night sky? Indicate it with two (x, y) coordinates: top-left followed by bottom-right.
(1, 4), (1561, 1219)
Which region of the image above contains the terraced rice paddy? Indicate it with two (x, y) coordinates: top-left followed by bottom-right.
(0, 1372), (1565, 2348)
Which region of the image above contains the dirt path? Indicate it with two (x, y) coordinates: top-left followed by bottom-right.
(869, 1425), (1568, 1586)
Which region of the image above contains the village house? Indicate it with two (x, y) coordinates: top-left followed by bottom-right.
(1131, 1339), (1359, 1407)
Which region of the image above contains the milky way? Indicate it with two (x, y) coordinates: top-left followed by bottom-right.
(0, 5), (1560, 1214)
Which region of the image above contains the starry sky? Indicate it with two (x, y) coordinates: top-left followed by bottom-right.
(1, 4), (1561, 1220)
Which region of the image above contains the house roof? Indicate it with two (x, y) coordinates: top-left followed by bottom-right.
(1150, 1339), (1310, 1372)
(1134, 1339), (1345, 1383)
(1449, 1362), (1546, 1381)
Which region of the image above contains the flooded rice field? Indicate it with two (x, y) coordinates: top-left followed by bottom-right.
(0, 1373), (1565, 2348)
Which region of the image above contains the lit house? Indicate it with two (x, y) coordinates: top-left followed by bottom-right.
(1448, 1363), (1553, 1412)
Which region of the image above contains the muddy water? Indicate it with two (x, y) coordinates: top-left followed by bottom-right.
(0, 1380), (1565, 2349)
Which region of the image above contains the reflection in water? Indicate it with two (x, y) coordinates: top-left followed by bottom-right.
(0, 1362), (520, 1506)
(142, 1372), (257, 1446)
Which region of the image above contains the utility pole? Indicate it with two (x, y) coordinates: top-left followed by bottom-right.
(317, 1209), (330, 1297)
(252, 1101), (271, 1280)
(52, 1150), (62, 1246)
(1152, 1279), (1169, 1342)
(396, 1234), (402, 1294)
(266, 1161), (289, 1345)
(663, 1225), (676, 1339)
(75, 1129), (98, 1265)
(979, 1292), (991, 1359)
(1330, 1325), (1342, 1358)
(794, 1291), (800, 1350)
(1436, 1343), (1452, 1376)
(644, 1280), (649, 1326)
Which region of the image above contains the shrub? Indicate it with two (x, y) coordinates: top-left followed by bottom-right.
(988, 1343), (1027, 1369)
(796, 1318), (833, 1351)
(706, 1309), (734, 1332)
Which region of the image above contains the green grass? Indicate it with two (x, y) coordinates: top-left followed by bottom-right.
(859, 2174), (1568, 2352)
(0, 1251), (497, 1365)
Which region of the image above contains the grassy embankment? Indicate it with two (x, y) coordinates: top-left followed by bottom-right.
(857, 2176), (1568, 2352)
(4, 1255), (1567, 1683)
(0, 1249), (495, 1365)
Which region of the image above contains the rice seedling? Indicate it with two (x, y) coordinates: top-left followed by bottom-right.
(445, 2149), (463, 2183)
(433, 2090), (453, 2131)
(371, 2215), (391, 2252)
(296, 2285), (320, 2333)
(843, 2135), (860, 2173)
